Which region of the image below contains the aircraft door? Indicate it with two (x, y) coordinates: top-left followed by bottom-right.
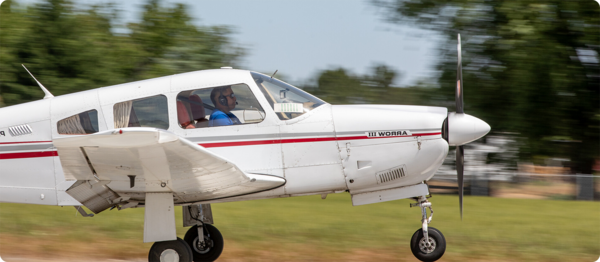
(168, 80), (285, 202)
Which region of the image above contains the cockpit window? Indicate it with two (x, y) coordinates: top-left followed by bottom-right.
(176, 84), (265, 129)
(57, 110), (98, 135)
(251, 72), (325, 120)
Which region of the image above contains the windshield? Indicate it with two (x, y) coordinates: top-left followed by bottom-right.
(251, 72), (326, 120)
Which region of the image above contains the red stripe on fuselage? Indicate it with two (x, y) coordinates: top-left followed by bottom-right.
(0, 141), (52, 145)
(199, 132), (441, 148)
(201, 139), (279, 148)
(0, 151), (58, 160)
(199, 136), (341, 148)
(0, 133), (441, 158)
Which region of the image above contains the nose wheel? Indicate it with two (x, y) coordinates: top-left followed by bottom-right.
(410, 227), (446, 262)
(410, 196), (446, 262)
(184, 224), (224, 262)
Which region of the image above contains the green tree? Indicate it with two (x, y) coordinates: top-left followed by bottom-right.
(364, 63), (397, 89)
(0, 0), (244, 106)
(304, 64), (434, 106)
(375, 0), (600, 173)
(126, 0), (242, 79)
(0, 0), (35, 106)
(308, 68), (365, 104)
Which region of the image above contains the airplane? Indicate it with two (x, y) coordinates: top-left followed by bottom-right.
(0, 34), (489, 262)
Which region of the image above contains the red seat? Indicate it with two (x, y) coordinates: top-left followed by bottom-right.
(189, 95), (208, 128)
(177, 101), (194, 129)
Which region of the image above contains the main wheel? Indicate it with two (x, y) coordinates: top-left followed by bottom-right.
(410, 227), (446, 262)
(184, 224), (224, 262)
(148, 237), (193, 262)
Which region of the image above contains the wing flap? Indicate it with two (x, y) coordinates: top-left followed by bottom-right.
(53, 128), (285, 205)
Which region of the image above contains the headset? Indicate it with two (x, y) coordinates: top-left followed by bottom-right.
(217, 89), (237, 106)
(218, 92), (227, 106)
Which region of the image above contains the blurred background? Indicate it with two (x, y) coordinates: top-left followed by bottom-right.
(0, 0), (599, 261)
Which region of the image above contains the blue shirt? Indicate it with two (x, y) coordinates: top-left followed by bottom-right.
(209, 109), (241, 127)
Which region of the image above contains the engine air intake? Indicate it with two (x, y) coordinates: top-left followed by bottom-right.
(376, 165), (406, 184)
(8, 124), (33, 136)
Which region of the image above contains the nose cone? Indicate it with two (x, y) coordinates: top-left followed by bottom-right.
(447, 112), (491, 146)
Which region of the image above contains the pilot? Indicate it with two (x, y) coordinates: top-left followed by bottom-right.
(209, 86), (242, 127)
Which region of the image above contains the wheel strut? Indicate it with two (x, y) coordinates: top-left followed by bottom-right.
(410, 195), (445, 262)
(411, 196), (434, 242)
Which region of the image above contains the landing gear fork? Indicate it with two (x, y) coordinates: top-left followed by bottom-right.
(411, 196), (433, 242)
(410, 195), (446, 262)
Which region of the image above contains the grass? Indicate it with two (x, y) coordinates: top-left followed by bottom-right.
(0, 193), (599, 261)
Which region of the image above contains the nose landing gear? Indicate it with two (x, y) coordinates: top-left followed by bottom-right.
(184, 224), (224, 262)
(410, 196), (446, 262)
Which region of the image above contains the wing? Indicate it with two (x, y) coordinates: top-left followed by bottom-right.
(53, 127), (285, 213)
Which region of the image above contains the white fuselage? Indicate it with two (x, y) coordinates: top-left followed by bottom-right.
(0, 69), (449, 207)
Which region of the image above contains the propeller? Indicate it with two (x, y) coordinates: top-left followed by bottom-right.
(456, 34), (464, 220)
(456, 142), (464, 219)
(442, 34), (490, 219)
(456, 34), (464, 114)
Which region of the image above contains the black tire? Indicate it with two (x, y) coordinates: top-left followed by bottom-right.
(148, 237), (193, 262)
(410, 227), (446, 262)
(184, 224), (224, 262)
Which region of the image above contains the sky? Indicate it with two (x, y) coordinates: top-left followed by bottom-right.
(14, 0), (443, 86)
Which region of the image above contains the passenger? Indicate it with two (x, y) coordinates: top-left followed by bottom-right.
(209, 86), (241, 127)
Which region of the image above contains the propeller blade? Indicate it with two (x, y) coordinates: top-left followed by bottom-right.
(456, 34), (464, 114)
(456, 145), (464, 220)
(456, 35), (465, 219)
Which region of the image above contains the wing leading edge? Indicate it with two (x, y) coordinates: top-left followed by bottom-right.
(53, 128), (285, 213)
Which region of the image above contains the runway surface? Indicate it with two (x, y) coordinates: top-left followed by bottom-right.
(1, 258), (146, 262)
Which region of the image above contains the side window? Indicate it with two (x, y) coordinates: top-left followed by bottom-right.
(113, 95), (169, 129)
(176, 84), (265, 129)
(57, 110), (99, 135)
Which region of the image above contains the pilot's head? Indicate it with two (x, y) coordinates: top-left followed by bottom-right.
(210, 86), (236, 113)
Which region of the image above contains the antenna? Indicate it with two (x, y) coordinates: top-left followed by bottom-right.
(270, 69), (278, 79)
(22, 64), (54, 99)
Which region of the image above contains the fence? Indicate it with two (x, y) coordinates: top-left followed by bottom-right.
(429, 172), (599, 201)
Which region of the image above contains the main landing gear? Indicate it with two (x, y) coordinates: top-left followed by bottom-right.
(148, 225), (224, 262)
(149, 238), (193, 262)
(410, 196), (446, 262)
(148, 204), (223, 262)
